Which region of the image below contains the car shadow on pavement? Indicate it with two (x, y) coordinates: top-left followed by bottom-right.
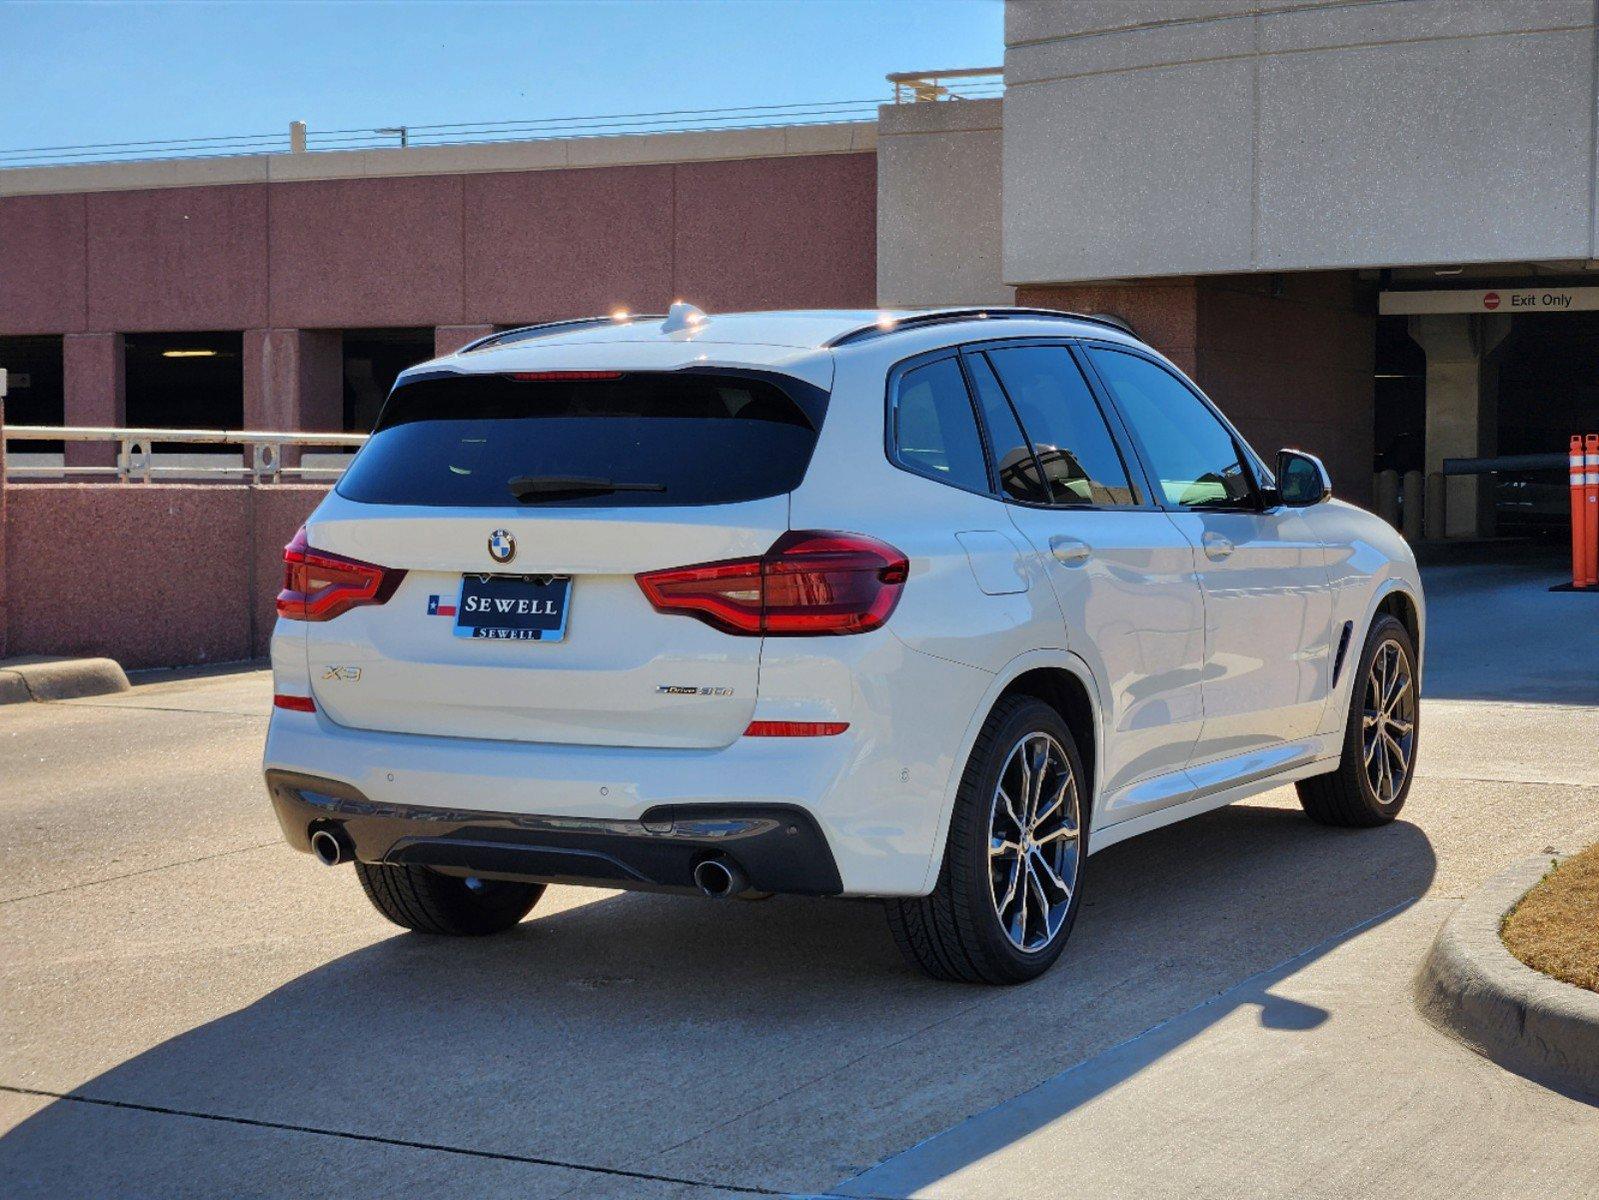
(1, 799), (1437, 1197)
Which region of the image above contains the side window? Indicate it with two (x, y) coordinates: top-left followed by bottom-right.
(1086, 348), (1254, 510)
(890, 356), (990, 494)
(963, 352), (1050, 503)
(983, 346), (1140, 506)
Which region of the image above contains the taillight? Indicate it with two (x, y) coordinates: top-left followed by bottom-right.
(636, 531), (908, 636)
(277, 526), (406, 622)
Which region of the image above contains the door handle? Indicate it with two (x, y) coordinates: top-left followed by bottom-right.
(1202, 532), (1235, 561)
(1049, 535), (1091, 566)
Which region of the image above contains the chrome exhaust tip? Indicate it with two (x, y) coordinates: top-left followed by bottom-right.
(692, 857), (747, 899)
(309, 827), (353, 867)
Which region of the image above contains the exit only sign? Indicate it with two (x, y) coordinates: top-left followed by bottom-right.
(1379, 286), (1599, 315)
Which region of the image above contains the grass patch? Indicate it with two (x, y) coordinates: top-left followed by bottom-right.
(1501, 842), (1599, 993)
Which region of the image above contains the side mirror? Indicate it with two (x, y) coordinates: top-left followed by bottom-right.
(1276, 449), (1330, 506)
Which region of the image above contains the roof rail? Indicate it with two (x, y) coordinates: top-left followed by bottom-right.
(456, 315), (667, 354)
(825, 308), (1140, 348)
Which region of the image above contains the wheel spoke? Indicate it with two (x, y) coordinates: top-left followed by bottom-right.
(1015, 752), (1035, 827)
(1033, 824), (1079, 845)
(991, 836), (1021, 859)
(1033, 781), (1065, 829)
(1384, 731), (1409, 776)
(997, 785), (1025, 833)
(1028, 741), (1049, 821)
(1032, 850), (1071, 897)
(1025, 863), (1050, 930)
(1385, 671), (1410, 713)
(996, 855), (1022, 919)
(1013, 862), (1031, 942)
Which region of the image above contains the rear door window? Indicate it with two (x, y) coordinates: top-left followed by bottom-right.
(982, 345), (1140, 506)
(337, 371), (824, 508)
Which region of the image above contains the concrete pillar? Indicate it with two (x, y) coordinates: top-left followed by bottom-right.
(435, 324), (496, 358)
(63, 332), (125, 470)
(1408, 314), (1511, 539)
(1402, 469), (1424, 543)
(244, 329), (343, 468)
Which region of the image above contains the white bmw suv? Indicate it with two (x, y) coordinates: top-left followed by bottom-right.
(264, 306), (1424, 984)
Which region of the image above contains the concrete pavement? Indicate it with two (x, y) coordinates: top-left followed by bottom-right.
(1, 558), (1596, 1198)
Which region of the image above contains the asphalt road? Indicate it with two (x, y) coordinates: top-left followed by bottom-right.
(2, 558), (1597, 1198)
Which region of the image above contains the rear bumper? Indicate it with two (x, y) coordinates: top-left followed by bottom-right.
(263, 626), (995, 895)
(267, 769), (843, 896)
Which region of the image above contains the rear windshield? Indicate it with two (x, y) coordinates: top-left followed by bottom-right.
(336, 370), (825, 508)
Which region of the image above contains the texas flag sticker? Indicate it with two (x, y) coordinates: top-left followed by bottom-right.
(427, 594), (457, 618)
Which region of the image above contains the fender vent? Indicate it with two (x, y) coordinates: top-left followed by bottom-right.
(1331, 621), (1354, 687)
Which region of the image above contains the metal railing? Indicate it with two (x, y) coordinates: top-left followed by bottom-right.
(2, 426), (367, 483)
(886, 68), (1004, 104)
(0, 95), (892, 169)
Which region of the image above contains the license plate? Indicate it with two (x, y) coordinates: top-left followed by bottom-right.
(454, 574), (571, 641)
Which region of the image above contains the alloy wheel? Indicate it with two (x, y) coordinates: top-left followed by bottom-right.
(988, 732), (1081, 952)
(1362, 639), (1416, 804)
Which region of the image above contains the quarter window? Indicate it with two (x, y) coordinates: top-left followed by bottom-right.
(891, 357), (990, 493)
(1086, 348), (1255, 510)
(983, 346), (1139, 506)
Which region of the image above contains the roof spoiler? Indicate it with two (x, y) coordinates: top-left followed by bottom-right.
(457, 315), (668, 355)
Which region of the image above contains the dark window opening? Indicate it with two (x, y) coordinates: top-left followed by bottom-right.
(343, 328), (434, 432)
(1495, 313), (1599, 539)
(0, 334), (65, 453)
(124, 332), (243, 453)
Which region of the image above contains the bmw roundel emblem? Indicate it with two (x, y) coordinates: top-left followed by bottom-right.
(488, 529), (516, 564)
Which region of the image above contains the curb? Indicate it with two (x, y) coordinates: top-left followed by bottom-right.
(1416, 853), (1599, 1101)
(0, 657), (131, 704)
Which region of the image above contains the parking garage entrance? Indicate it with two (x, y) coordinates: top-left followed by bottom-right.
(1377, 284), (1599, 545)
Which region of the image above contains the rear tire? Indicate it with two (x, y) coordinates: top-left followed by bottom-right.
(355, 862), (544, 936)
(886, 696), (1088, 984)
(1297, 613), (1419, 828)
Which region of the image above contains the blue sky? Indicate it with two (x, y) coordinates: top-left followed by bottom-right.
(1, 1), (1002, 157)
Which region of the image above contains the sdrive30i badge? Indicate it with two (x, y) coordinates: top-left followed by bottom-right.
(657, 685), (734, 697)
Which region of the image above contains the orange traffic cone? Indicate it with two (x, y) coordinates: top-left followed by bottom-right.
(1574, 436), (1588, 588)
(1586, 433), (1599, 587)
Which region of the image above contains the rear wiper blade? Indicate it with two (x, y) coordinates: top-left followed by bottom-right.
(508, 474), (668, 502)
